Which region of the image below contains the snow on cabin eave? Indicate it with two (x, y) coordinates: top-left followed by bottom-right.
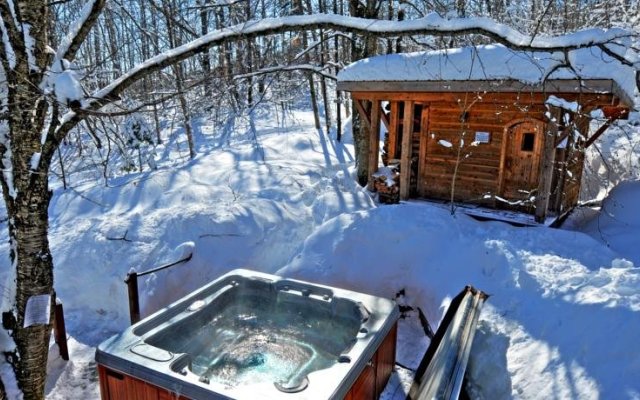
(337, 44), (637, 106)
(337, 78), (634, 109)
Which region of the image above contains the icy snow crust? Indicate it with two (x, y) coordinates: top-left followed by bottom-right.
(0, 105), (636, 399)
(337, 44), (638, 101)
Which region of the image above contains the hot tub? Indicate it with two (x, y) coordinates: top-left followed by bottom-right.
(96, 269), (399, 399)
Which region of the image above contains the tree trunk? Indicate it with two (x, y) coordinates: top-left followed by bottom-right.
(3, 176), (54, 400)
(1, 65), (57, 400)
(162, 0), (196, 159)
(200, 0), (213, 99)
(293, 0), (321, 130)
(319, 0), (331, 134)
(349, 0), (380, 186)
(0, 0), (58, 394)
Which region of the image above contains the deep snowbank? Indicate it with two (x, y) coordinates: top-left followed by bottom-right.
(278, 203), (640, 399)
(579, 180), (640, 266)
(46, 128), (374, 339)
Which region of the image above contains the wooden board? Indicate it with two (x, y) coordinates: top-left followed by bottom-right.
(349, 90), (616, 107)
(400, 101), (414, 200)
(535, 108), (560, 222)
(338, 79), (632, 107)
(387, 102), (399, 160)
(375, 323), (398, 397)
(368, 100), (381, 190)
(98, 365), (189, 400)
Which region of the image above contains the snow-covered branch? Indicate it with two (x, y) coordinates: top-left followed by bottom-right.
(88, 13), (637, 104)
(54, 0), (106, 64)
(234, 64), (337, 81)
(51, 13), (638, 150)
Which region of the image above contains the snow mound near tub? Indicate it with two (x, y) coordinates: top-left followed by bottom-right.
(582, 180), (640, 266)
(45, 130), (373, 343)
(278, 202), (640, 400)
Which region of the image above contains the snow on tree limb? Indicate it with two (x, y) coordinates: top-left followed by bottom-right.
(52, 12), (638, 151)
(88, 13), (636, 104)
(234, 64), (337, 81)
(54, 0), (106, 64)
(0, 0), (25, 69)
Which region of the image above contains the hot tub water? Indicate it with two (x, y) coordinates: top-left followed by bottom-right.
(145, 289), (362, 390)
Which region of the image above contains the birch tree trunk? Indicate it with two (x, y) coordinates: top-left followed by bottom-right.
(0, 0), (106, 396)
(0, 1), (55, 396)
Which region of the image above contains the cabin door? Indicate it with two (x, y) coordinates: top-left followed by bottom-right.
(500, 121), (544, 206)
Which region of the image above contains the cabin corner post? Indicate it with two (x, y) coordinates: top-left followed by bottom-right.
(388, 102), (399, 161)
(535, 106), (561, 223)
(400, 101), (415, 200)
(367, 100), (382, 190)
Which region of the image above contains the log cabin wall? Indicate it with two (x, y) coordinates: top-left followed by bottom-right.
(422, 102), (548, 207)
(352, 90), (626, 219)
(383, 95), (549, 209)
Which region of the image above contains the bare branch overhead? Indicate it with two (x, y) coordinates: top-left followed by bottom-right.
(53, 12), (638, 145)
(55, 0), (107, 63)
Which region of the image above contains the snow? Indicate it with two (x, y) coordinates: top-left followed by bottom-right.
(0, 238), (20, 399)
(54, 69), (83, 105)
(30, 152), (41, 171)
(53, 0), (99, 63)
(546, 95), (580, 112)
(22, 24), (37, 72)
(0, 121), (16, 198)
(372, 166), (398, 187)
(337, 44), (638, 102)
(581, 111), (640, 200)
(579, 181), (640, 267)
(0, 99), (637, 399)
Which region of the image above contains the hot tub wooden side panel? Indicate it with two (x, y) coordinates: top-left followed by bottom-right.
(344, 321), (398, 400)
(375, 322), (397, 396)
(98, 365), (190, 400)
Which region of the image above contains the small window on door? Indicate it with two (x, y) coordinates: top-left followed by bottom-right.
(521, 132), (535, 152)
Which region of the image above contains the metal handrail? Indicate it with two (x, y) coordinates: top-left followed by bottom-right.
(124, 253), (193, 325)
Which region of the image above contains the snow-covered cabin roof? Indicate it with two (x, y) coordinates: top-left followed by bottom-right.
(337, 45), (636, 107)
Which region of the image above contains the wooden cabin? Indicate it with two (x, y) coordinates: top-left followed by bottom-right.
(337, 45), (634, 224)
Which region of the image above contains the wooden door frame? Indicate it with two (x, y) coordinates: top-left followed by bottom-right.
(416, 105), (430, 197)
(497, 118), (545, 198)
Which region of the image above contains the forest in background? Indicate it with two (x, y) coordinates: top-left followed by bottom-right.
(49, 0), (640, 188)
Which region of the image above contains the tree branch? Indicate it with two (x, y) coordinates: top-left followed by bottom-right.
(49, 13), (637, 157)
(87, 13), (637, 106)
(234, 63), (337, 81)
(55, 0), (107, 62)
(597, 43), (635, 67)
(0, 0), (26, 68)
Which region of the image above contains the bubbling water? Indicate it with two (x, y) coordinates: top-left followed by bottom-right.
(146, 290), (361, 388)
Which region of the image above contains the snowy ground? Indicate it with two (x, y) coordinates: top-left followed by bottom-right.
(0, 102), (638, 399)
